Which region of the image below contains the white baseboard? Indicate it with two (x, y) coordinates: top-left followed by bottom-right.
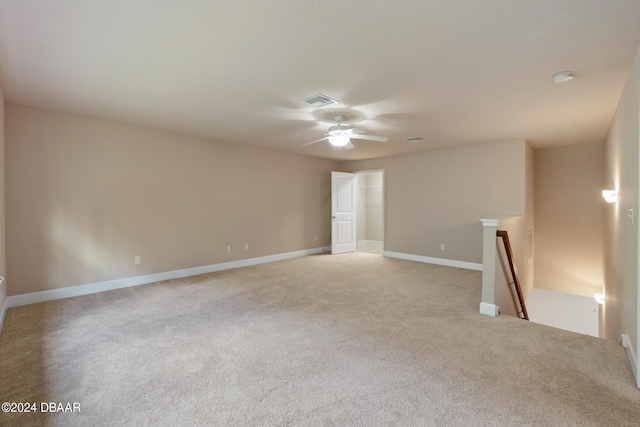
(383, 251), (483, 271)
(480, 302), (499, 317)
(4, 246), (330, 311)
(358, 240), (382, 246)
(620, 334), (639, 388)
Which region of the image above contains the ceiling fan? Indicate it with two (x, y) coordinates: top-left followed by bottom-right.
(301, 115), (388, 150)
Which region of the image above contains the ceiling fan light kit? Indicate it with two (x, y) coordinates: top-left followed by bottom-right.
(301, 114), (388, 150)
(328, 134), (350, 147)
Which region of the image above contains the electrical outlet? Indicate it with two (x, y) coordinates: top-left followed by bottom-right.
(227, 246), (231, 253)
(244, 243), (249, 251)
(440, 244), (445, 251)
(134, 256), (141, 265)
(315, 235), (318, 241)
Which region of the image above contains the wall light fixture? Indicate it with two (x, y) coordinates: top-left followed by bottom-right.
(602, 190), (618, 203)
(594, 293), (605, 305)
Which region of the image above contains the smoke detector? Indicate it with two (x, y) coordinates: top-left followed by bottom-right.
(552, 71), (574, 83)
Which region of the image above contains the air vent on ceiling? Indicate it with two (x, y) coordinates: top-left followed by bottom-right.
(302, 94), (339, 108)
(405, 136), (424, 143)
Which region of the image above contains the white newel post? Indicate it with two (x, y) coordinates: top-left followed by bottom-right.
(480, 219), (500, 316)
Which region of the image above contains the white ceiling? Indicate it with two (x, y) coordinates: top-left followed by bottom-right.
(1, 1), (639, 161)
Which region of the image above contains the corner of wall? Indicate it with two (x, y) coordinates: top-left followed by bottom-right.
(0, 280), (6, 333)
(602, 43), (640, 387)
(0, 83), (6, 332)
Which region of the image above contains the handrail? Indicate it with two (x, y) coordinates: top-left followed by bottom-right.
(496, 230), (529, 320)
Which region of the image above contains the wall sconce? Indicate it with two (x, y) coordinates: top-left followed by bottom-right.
(602, 190), (618, 203)
(594, 293), (605, 304)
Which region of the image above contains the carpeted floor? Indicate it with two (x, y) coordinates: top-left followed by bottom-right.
(1, 251), (638, 426)
(357, 241), (383, 255)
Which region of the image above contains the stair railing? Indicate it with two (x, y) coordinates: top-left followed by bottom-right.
(496, 230), (529, 320)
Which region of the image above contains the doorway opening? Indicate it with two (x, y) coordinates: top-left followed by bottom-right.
(355, 170), (384, 255)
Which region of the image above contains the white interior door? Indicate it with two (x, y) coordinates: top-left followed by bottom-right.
(331, 171), (358, 254)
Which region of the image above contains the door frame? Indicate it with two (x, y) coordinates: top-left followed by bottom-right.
(354, 169), (385, 254)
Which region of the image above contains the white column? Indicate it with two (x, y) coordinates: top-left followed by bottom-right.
(480, 219), (500, 316)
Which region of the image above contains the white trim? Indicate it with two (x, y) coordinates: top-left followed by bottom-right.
(5, 246), (330, 310)
(481, 216), (525, 227)
(480, 220), (498, 306)
(354, 169), (385, 254)
(620, 334), (638, 384)
(480, 302), (499, 317)
(383, 251), (483, 271)
(358, 240), (382, 247)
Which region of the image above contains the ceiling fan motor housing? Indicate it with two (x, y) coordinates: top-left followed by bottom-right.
(328, 125), (348, 134)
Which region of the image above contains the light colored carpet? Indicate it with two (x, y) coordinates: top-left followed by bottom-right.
(357, 241), (383, 255)
(1, 252), (638, 426)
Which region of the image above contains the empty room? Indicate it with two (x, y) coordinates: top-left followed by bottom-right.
(1, 1), (640, 425)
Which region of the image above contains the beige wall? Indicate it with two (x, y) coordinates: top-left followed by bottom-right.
(494, 143), (535, 317)
(534, 142), (604, 297)
(341, 140), (527, 265)
(0, 85), (6, 309)
(524, 142), (535, 296)
(602, 42), (640, 376)
(5, 105), (338, 296)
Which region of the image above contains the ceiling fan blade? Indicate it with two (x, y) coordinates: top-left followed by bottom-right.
(300, 136), (328, 147)
(350, 134), (389, 142)
(344, 141), (355, 150)
(345, 128), (365, 135)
